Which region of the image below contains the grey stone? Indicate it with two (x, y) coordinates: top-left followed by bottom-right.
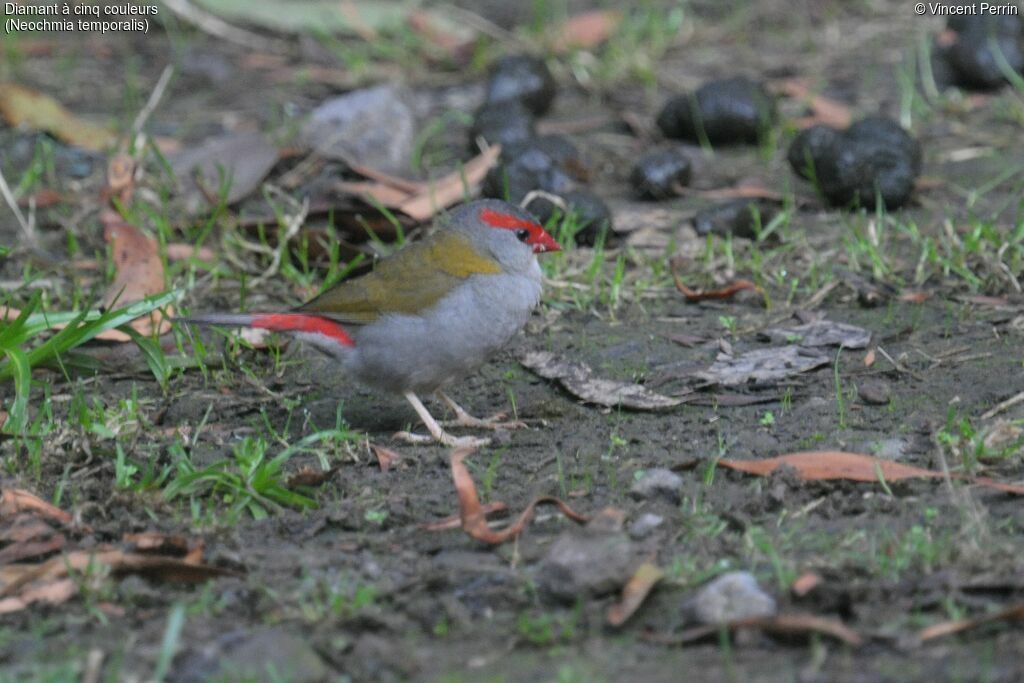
(628, 513), (665, 539)
(870, 437), (909, 460)
(536, 525), (635, 603)
(687, 571), (777, 625)
(858, 378), (892, 405)
(629, 468), (684, 505)
(302, 85), (415, 174)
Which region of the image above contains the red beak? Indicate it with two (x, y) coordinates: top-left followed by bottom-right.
(530, 228), (561, 254)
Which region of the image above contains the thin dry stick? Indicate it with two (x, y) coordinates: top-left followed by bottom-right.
(0, 167), (37, 247)
(251, 189), (309, 287)
(521, 190), (567, 213)
(980, 390), (1024, 420)
(131, 64), (175, 140)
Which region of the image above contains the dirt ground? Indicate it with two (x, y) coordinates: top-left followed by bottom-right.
(2, 1), (1024, 681)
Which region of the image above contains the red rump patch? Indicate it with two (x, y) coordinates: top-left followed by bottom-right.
(251, 314), (355, 347)
(479, 208), (541, 231)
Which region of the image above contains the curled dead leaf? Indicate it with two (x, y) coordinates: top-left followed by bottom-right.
(446, 447), (587, 545)
(105, 153), (135, 205)
(917, 603), (1024, 643)
(770, 79), (852, 129)
(340, 146), (501, 222)
(99, 212), (171, 339)
(0, 82), (117, 151)
(0, 489), (73, 525)
(370, 443), (403, 472)
(607, 562), (664, 627)
(285, 466), (338, 488)
(551, 10), (622, 51)
(647, 612), (862, 647)
(791, 572), (823, 597)
(421, 501), (507, 531)
(520, 351), (683, 410)
(673, 275), (761, 303)
(714, 451), (1024, 495)
(898, 290), (931, 303)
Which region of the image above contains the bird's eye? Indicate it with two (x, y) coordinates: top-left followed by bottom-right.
(515, 228), (530, 242)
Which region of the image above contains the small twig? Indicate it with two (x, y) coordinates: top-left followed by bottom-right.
(251, 188), (309, 286)
(0, 166), (38, 247)
(521, 190), (566, 212)
(802, 281), (839, 310)
(131, 64), (175, 140)
(875, 345), (924, 380)
(980, 390), (1024, 420)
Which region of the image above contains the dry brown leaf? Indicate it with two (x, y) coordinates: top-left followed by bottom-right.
(0, 516), (54, 544)
(898, 290), (931, 303)
(958, 295), (1013, 307)
(338, 157), (426, 194)
(0, 549), (234, 602)
(519, 351), (684, 410)
(407, 10), (476, 61)
(336, 180), (416, 207)
(285, 466), (337, 488)
(399, 146), (501, 221)
(338, 146), (499, 221)
(123, 532), (191, 556)
(421, 501), (507, 531)
(99, 212), (171, 339)
(0, 489), (73, 525)
(863, 348), (876, 367)
(165, 243), (217, 262)
(0, 578), (77, 615)
(607, 562), (664, 627)
(105, 153), (135, 206)
(448, 447), (588, 544)
(648, 612), (862, 647)
(917, 603), (1024, 642)
(750, 613), (863, 646)
(168, 131), (280, 214)
(771, 79), (852, 129)
(791, 572), (823, 597)
(673, 275), (760, 303)
(552, 10), (623, 51)
(370, 443), (403, 472)
(719, 451), (944, 482)
(0, 82), (118, 151)
(17, 189), (66, 208)
(715, 451), (1024, 495)
(0, 534), (66, 565)
(685, 184), (785, 202)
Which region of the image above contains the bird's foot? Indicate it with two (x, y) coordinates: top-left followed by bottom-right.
(437, 392), (528, 431)
(393, 429), (491, 449)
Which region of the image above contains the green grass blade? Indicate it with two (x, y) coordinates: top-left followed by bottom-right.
(1, 347), (31, 434)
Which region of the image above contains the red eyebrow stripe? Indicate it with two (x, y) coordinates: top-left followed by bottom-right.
(252, 314), (355, 347)
(479, 208), (541, 231)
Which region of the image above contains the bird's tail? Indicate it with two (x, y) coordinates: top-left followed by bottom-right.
(178, 312), (355, 348)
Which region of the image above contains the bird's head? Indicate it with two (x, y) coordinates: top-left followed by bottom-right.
(476, 205), (561, 254)
(440, 199), (561, 277)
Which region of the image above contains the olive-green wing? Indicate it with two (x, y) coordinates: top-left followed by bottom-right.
(297, 231), (501, 324)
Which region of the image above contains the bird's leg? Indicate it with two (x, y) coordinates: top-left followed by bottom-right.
(436, 391), (528, 431)
(394, 391), (491, 448)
